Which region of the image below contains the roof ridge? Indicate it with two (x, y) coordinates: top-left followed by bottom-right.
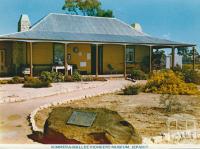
(114, 18), (148, 36)
(30, 13), (52, 31)
(48, 12), (117, 20)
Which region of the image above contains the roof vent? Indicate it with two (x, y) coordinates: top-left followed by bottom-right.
(131, 23), (143, 32)
(18, 14), (31, 32)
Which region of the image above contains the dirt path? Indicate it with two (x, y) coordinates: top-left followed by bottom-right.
(0, 79), (132, 144)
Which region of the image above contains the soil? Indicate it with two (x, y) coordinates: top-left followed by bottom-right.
(35, 93), (200, 139)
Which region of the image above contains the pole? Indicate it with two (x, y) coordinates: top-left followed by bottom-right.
(64, 43), (68, 76)
(149, 46), (152, 72)
(29, 42), (33, 77)
(96, 44), (98, 77)
(124, 44), (127, 77)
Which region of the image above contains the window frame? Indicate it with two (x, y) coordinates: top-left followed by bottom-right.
(126, 46), (135, 63)
(53, 43), (65, 66)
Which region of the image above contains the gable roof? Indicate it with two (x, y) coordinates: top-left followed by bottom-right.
(0, 13), (195, 47)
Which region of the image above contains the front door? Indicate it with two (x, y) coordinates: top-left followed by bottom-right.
(91, 45), (103, 75)
(0, 50), (6, 73)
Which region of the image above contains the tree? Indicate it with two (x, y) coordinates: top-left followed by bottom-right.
(62, 0), (114, 17)
(152, 49), (166, 70)
(177, 47), (199, 64)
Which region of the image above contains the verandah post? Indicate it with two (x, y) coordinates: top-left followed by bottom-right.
(64, 43), (68, 76)
(124, 44), (127, 77)
(171, 46), (175, 69)
(96, 44), (98, 77)
(29, 42), (33, 77)
(149, 46), (152, 72)
(192, 46), (196, 70)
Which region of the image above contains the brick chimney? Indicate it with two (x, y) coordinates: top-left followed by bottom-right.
(131, 23), (143, 32)
(18, 14), (31, 32)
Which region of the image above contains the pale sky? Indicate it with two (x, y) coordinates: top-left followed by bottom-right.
(0, 0), (199, 50)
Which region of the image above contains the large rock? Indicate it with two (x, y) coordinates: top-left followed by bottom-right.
(34, 107), (142, 144)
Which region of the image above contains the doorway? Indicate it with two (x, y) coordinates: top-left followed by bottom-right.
(91, 45), (103, 75)
(0, 50), (6, 73)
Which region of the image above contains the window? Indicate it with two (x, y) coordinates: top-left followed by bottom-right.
(54, 44), (65, 66)
(126, 47), (135, 63)
(1, 51), (3, 63)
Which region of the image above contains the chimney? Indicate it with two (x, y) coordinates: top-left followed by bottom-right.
(131, 23), (143, 32)
(18, 14), (31, 32)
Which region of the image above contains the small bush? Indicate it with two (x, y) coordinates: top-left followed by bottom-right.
(123, 84), (144, 95)
(82, 76), (107, 82)
(82, 75), (94, 81)
(145, 70), (199, 95)
(0, 80), (8, 84)
(182, 69), (200, 85)
(159, 94), (187, 112)
(72, 71), (82, 81)
(23, 77), (51, 88)
(130, 69), (147, 80)
(8, 76), (24, 84)
(93, 77), (107, 81)
(64, 75), (74, 82)
(40, 71), (64, 83)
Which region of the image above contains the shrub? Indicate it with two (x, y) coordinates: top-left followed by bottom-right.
(80, 76), (107, 82)
(122, 84), (144, 95)
(82, 75), (94, 81)
(145, 70), (199, 95)
(159, 94), (187, 112)
(64, 75), (74, 82)
(141, 56), (150, 73)
(0, 80), (8, 84)
(8, 76), (24, 84)
(130, 69), (147, 80)
(182, 69), (200, 85)
(23, 77), (51, 88)
(93, 77), (107, 81)
(40, 71), (64, 83)
(71, 71), (82, 81)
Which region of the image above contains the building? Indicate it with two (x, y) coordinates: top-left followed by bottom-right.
(0, 13), (196, 77)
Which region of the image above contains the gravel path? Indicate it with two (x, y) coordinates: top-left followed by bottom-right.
(0, 81), (107, 103)
(0, 79), (132, 144)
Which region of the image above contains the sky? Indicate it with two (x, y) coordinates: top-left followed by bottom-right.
(0, 0), (199, 51)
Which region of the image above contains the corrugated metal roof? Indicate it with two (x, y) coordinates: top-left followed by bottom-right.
(0, 13), (195, 46)
(30, 13), (146, 36)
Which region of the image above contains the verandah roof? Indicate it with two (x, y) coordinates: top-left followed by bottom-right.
(0, 13), (195, 47)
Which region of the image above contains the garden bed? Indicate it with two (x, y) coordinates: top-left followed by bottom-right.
(34, 93), (200, 141)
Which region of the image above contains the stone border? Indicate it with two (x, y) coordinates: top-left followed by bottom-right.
(29, 84), (122, 133)
(0, 81), (108, 104)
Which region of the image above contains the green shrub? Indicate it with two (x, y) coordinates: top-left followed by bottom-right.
(72, 71), (82, 81)
(182, 69), (200, 85)
(130, 69), (147, 80)
(40, 71), (64, 83)
(40, 71), (51, 82)
(8, 76), (24, 84)
(23, 77), (51, 88)
(93, 77), (107, 81)
(82, 75), (94, 81)
(145, 70), (199, 95)
(122, 84), (143, 95)
(81, 76), (108, 82)
(159, 94), (187, 112)
(0, 80), (8, 84)
(65, 75), (74, 82)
